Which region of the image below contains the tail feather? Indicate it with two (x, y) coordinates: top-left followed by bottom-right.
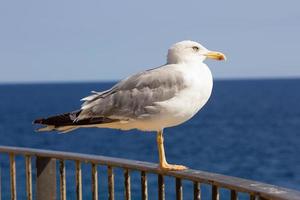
(35, 125), (78, 133)
(34, 110), (118, 133)
(34, 110), (81, 126)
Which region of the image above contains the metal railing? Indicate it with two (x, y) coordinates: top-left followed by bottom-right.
(0, 145), (299, 200)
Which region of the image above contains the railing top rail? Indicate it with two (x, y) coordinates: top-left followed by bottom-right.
(0, 145), (299, 200)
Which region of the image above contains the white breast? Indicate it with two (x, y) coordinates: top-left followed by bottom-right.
(136, 63), (213, 131)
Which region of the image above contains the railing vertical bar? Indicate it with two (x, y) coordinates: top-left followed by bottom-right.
(176, 178), (183, 200)
(25, 156), (32, 200)
(124, 169), (131, 200)
(230, 190), (238, 200)
(193, 182), (201, 200)
(258, 196), (268, 200)
(59, 160), (66, 200)
(108, 166), (115, 200)
(212, 185), (219, 200)
(141, 171), (148, 200)
(91, 163), (98, 200)
(36, 157), (57, 200)
(9, 153), (16, 200)
(249, 195), (256, 200)
(158, 174), (165, 200)
(75, 161), (82, 200)
(0, 163), (1, 200)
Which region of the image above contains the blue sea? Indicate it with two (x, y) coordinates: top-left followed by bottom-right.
(0, 79), (300, 199)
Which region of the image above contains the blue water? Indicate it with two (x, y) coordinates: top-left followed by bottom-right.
(0, 79), (300, 199)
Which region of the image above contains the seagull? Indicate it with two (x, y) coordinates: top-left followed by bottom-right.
(34, 40), (226, 171)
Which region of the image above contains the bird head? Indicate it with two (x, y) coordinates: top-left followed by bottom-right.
(167, 40), (226, 64)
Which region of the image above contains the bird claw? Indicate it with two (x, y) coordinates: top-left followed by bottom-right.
(159, 163), (188, 171)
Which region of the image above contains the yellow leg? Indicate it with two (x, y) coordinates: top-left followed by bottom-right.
(157, 130), (187, 171)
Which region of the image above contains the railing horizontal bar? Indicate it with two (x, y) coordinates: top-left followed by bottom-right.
(108, 166), (115, 200)
(1, 145), (300, 200)
(158, 174), (165, 200)
(141, 171), (148, 200)
(25, 156), (32, 200)
(59, 160), (66, 200)
(176, 178), (182, 200)
(193, 182), (201, 200)
(9, 153), (17, 200)
(124, 169), (131, 200)
(75, 161), (82, 200)
(91, 163), (98, 200)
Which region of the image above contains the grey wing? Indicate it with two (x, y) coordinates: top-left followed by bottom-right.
(77, 65), (186, 121)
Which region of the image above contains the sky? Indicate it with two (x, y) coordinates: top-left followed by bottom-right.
(0, 0), (300, 83)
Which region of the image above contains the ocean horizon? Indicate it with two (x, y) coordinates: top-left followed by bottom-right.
(1, 77), (300, 85)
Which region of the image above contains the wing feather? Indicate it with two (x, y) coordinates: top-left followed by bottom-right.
(78, 65), (186, 120)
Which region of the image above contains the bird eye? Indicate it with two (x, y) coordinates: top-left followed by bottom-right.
(192, 46), (199, 51)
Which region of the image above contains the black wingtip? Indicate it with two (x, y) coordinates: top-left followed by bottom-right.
(33, 118), (45, 124)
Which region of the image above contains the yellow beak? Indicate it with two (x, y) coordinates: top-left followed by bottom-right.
(204, 51), (226, 61)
